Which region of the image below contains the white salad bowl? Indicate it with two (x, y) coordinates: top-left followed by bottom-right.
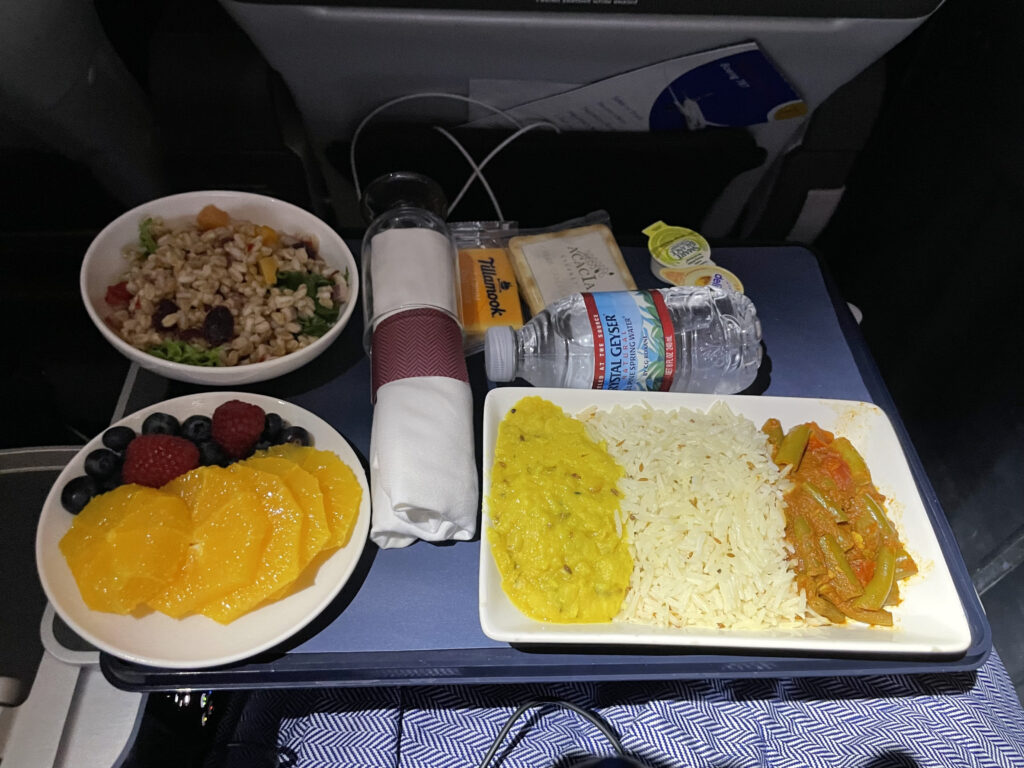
(80, 190), (358, 385)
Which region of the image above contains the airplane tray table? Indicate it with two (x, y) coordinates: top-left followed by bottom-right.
(96, 244), (992, 691)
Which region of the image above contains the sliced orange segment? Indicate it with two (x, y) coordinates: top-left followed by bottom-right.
(59, 484), (190, 614)
(243, 456), (329, 569)
(198, 464), (303, 624)
(263, 444), (362, 549)
(149, 466), (268, 618)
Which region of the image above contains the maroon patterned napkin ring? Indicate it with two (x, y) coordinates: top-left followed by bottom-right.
(370, 307), (469, 402)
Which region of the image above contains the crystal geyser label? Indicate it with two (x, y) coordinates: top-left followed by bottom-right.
(582, 290), (676, 391)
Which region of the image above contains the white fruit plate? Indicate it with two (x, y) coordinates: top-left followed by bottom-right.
(36, 392), (370, 669)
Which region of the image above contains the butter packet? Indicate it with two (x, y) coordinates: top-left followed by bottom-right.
(451, 221), (525, 355)
(643, 221), (711, 274)
(508, 212), (637, 316)
(643, 220), (744, 293)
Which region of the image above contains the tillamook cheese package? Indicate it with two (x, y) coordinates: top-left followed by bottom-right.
(458, 246), (524, 354)
(451, 220), (525, 355)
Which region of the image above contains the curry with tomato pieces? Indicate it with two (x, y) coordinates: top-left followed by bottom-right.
(762, 419), (918, 626)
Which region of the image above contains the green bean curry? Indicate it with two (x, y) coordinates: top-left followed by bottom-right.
(762, 420), (918, 626)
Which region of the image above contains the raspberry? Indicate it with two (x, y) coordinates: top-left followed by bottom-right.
(122, 434), (200, 488)
(211, 400), (266, 459)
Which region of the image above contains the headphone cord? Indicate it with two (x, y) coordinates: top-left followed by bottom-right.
(477, 699), (626, 768)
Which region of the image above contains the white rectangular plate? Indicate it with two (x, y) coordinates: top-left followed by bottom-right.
(479, 387), (972, 656)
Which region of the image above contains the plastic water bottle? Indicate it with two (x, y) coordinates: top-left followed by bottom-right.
(484, 287), (762, 394)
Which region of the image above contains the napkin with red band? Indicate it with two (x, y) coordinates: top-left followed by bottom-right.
(368, 307), (478, 549)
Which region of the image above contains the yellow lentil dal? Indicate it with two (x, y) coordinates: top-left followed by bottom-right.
(487, 396), (632, 622)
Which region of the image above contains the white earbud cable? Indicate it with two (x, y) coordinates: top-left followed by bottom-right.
(445, 120), (560, 217)
(432, 125), (505, 221)
(349, 92), (522, 201)
(349, 91), (561, 220)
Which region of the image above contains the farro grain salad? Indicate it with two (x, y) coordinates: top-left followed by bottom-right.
(102, 205), (351, 367)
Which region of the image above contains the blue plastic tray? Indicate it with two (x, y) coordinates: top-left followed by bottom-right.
(99, 245), (991, 691)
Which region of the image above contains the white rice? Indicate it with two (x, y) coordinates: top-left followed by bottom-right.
(579, 401), (823, 631)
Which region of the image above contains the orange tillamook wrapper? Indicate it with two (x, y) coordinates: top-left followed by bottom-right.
(458, 247), (524, 354)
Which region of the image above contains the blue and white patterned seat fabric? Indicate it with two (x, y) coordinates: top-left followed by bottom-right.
(216, 650), (1024, 768)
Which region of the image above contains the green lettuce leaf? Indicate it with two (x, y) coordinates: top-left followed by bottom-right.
(147, 340), (223, 366)
(277, 270), (340, 337)
(139, 217), (157, 255)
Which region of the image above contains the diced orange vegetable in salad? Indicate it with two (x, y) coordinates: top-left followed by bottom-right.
(197, 204), (231, 231)
(258, 256), (278, 285)
(257, 225), (278, 246)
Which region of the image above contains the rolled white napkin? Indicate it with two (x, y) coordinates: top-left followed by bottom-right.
(369, 376), (479, 548)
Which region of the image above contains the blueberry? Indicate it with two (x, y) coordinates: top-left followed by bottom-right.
(61, 475), (99, 514)
(253, 440), (271, 453)
(261, 413), (284, 444)
(142, 412), (180, 435)
(102, 425), (136, 453)
(84, 448), (121, 481)
(198, 441), (228, 467)
(180, 415), (212, 444)
(98, 469), (123, 493)
(279, 426), (312, 447)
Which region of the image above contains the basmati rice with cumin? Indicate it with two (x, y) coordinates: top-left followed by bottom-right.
(579, 401), (824, 631)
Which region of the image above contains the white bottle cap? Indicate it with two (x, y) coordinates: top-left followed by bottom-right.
(484, 326), (517, 382)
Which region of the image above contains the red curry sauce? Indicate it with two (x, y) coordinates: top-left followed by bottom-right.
(762, 420), (918, 626)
